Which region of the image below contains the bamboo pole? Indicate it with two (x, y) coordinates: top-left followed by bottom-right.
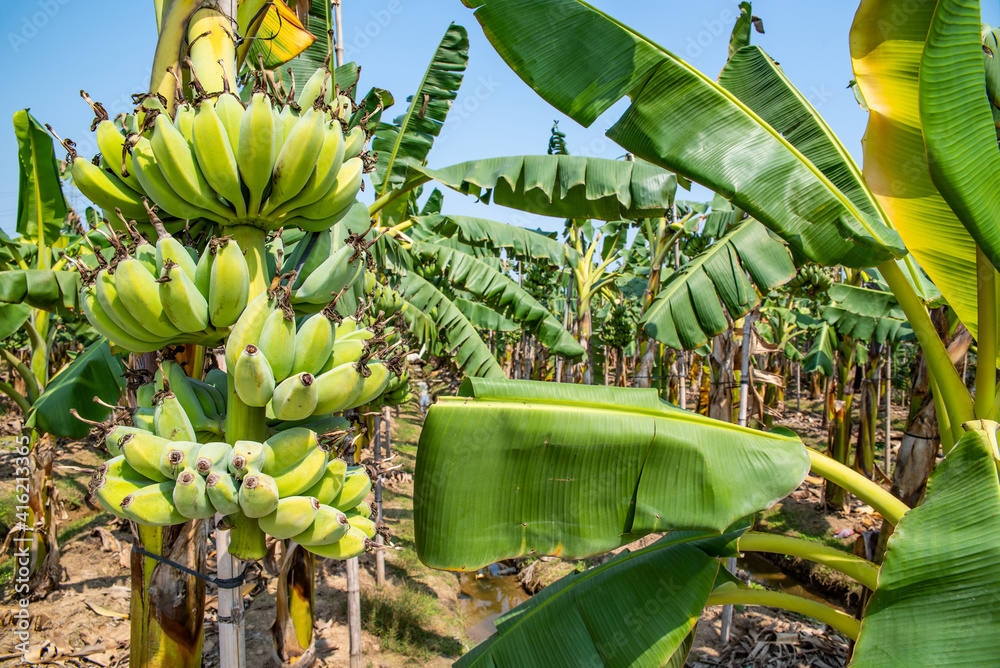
(333, 0), (344, 67)
(721, 310), (754, 644)
(885, 351), (892, 473)
(346, 557), (362, 668)
(374, 411), (385, 586)
(215, 520), (245, 668)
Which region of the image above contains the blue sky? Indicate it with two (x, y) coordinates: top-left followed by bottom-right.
(1, 1), (997, 237)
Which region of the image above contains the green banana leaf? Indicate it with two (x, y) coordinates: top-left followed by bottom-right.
(727, 1), (760, 58)
(852, 425), (1000, 665)
(412, 241), (584, 358)
(454, 298), (519, 331)
(399, 272), (504, 378)
(418, 214), (578, 267)
(456, 528), (743, 668)
(640, 219), (795, 350)
(239, 0), (316, 70)
(416, 154), (677, 221)
(802, 322), (835, 376)
(0, 303), (30, 340)
(13, 110), (67, 256)
(851, 0), (982, 341)
(701, 193), (739, 238)
(0, 269), (80, 318)
(371, 24), (469, 223)
(821, 284), (914, 344)
(461, 0), (904, 267)
(271, 0), (359, 94)
(27, 339), (125, 439)
(919, 0), (1000, 273)
(414, 378), (808, 570)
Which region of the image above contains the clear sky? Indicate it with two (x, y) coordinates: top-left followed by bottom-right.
(1, 1), (997, 237)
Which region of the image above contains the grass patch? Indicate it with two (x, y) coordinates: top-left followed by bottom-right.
(359, 583), (463, 659)
(756, 504), (852, 553)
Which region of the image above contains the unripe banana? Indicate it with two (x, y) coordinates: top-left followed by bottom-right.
(271, 104), (285, 157)
(320, 338), (366, 374)
(267, 123), (346, 218)
(313, 362), (366, 414)
(270, 373), (318, 421)
(291, 243), (364, 306)
(154, 392), (198, 441)
(290, 313), (335, 376)
(265, 107), (326, 212)
(132, 408), (156, 432)
(71, 156), (149, 221)
(189, 378), (226, 419)
(297, 68), (330, 109)
(261, 428), (319, 470)
(120, 481), (187, 526)
(302, 525), (366, 559)
(291, 504), (349, 546)
(193, 441), (232, 476)
(230, 440), (266, 478)
(214, 92), (244, 157)
(209, 237), (251, 328)
(129, 236), (159, 279)
(106, 425), (150, 456)
(329, 465), (372, 510)
(346, 513), (376, 539)
(335, 317), (359, 338)
(94, 120), (143, 193)
(205, 472), (241, 515)
(300, 458), (348, 505)
(159, 360), (223, 435)
(94, 455), (156, 517)
(290, 157), (363, 222)
(172, 467), (215, 519)
(159, 440), (202, 479)
(158, 260), (210, 333)
(114, 257), (184, 339)
(93, 269), (161, 343)
(343, 126), (366, 159)
(238, 92), (277, 217)
(349, 362), (394, 409)
(193, 99), (247, 218)
(205, 368), (228, 398)
(173, 102), (196, 150)
(151, 229), (197, 279)
(150, 114), (232, 218)
(238, 473), (280, 518)
(257, 308), (297, 381)
(258, 496), (321, 540)
(225, 291), (272, 371)
(80, 284), (163, 353)
(131, 137), (226, 223)
(287, 230), (334, 291)
(288, 201), (357, 233)
(233, 344), (276, 407)
(271, 445), (328, 497)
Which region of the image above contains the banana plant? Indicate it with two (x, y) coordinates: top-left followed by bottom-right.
(413, 0), (1000, 662)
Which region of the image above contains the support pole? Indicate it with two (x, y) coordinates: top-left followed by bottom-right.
(721, 310), (755, 644)
(333, 1), (344, 67)
(796, 361), (801, 413)
(216, 518), (245, 668)
(346, 557), (362, 668)
(884, 351), (892, 473)
(374, 411), (385, 587)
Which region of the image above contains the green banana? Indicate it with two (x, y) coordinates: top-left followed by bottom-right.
(189, 377), (226, 419)
(93, 269), (161, 343)
(270, 444), (328, 497)
(257, 307), (297, 381)
(320, 338), (366, 373)
(265, 106), (326, 212)
(343, 126), (366, 159)
(302, 525), (367, 559)
(329, 465), (372, 510)
(71, 156), (150, 221)
(270, 373), (319, 422)
(173, 102), (197, 149)
(131, 137), (226, 222)
(209, 237), (251, 328)
(173, 468), (215, 519)
(159, 440), (202, 479)
(297, 68), (329, 109)
(290, 504), (349, 546)
(214, 92), (244, 157)
(289, 229), (333, 290)
(105, 425), (150, 456)
(80, 284), (163, 353)
(267, 122), (346, 218)
(225, 291), (272, 370)
(258, 496), (321, 540)
(120, 481), (187, 526)
(349, 362), (394, 409)
(290, 313), (335, 376)
(230, 439), (266, 478)
(94, 455), (156, 517)
(346, 513), (376, 539)
(313, 362), (366, 414)
(154, 392), (198, 441)
(238, 92), (276, 217)
(206, 472), (242, 516)
(94, 120), (143, 193)
(289, 157), (363, 221)
(158, 260), (210, 333)
(193, 98), (247, 218)
(233, 344), (276, 407)
(205, 368), (228, 400)
(151, 228), (197, 280)
(291, 243), (364, 306)
(300, 457), (348, 505)
(132, 408), (156, 432)
(150, 114), (232, 218)
(335, 316), (359, 338)
(238, 473), (280, 518)
(193, 441), (232, 476)
(159, 361), (223, 434)
(114, 257), (184, 339)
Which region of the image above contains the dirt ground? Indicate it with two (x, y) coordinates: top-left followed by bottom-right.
(0, 386), (902, 666)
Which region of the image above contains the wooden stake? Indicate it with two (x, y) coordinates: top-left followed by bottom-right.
(346, 557), (362, 667)
(374, 412), (385, 587)
(216, 519), (246, 668)
(884, 351), (892, 474)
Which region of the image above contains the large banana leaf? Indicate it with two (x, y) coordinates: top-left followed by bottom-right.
(919, 0), (1000, 272)
(13, 110), (67, 256)
(456, 528), (742, 668)
(417, 214), (578, 267)
(454, 298), (518, 331)
(0, 270), (80, 317)
(639, 219), (795, 350)
(462, 0), (904, 267)
(274, 0), (360, 93)
(821, 284), (914, 344)
(0, 303), (30, 340)
(371, 24), (468, 219)
(399, 272), (504, 378)
(414, 378), (808, 570)
(851, 0), (981, 339)
(412, 241), (584, 358)
(239, 0), (315, 70)
(416, 154), (677, 221)
(802, 322), (835, 376)
(27, 339), (125, 439)
(852, 425), (1000, 665)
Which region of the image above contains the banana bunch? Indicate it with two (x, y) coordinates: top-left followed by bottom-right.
(786, 265), (834, 295)
(603, 303), (635, 350)
(362, 272), (407, 319)
(372, 369), (412, 407)
(78, 219), (251, 353)
(278, 229), (368, 308)
(72, 63), (366, 237)
(94, 425), (373, 559)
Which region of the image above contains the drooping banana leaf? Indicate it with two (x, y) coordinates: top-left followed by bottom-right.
(371, 23), (469, 225)
(454, 298), (519, 331)
(0, 270), (80, 317)
(27, 339), (125, 439)
(412, 241), (584, 358)
(414, 378), (808, 570)
(237, 0), (315, 70)
(415, 154), (677, 221)
(270, 0), (360, 93)
(418, 214), (578, 267)
(639, 219), (795, 350)
(461, 0), (904, 267)
(821, 284), (914, 344)
(919, 0), (1000, 273)
(701, 193), (739, 238)
(455, 528), (743, 668)
(13, 110), (67, 257)
(851, 0), (981, 339)
(852, 425), (1000, 665)
(802, 322), (835, 376)
(399, 272), (504, 378)
(0, 303), (31, 340)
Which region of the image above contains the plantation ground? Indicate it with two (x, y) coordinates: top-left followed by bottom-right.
(0, 390), (908, 666)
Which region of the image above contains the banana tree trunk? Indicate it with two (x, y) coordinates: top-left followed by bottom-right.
(272, 542), (317, 666)
(825, 338), (856, 509)
(709, 329), (737, 422)
(634, 340), (655, 388)
(854, 378), (877, 480)
(16, 431), (59, 596)
(579, 308), (593, 385)
(130, 522), (207, 668)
